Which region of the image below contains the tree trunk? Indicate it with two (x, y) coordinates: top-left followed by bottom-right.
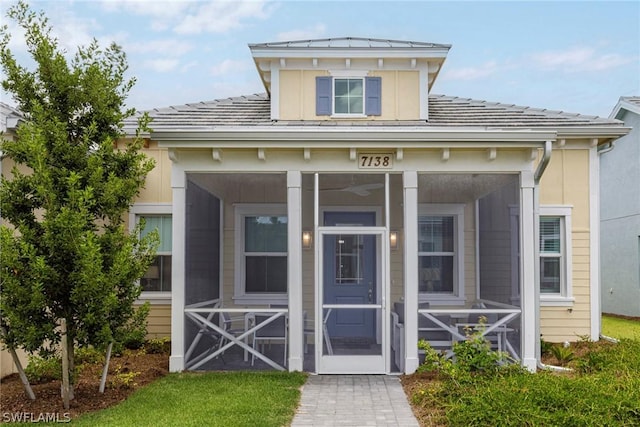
(66, 326), (75, 401)
(99, 342), (113, 393)
(60, 319), (70, 410)
(0, 326), (36, 401)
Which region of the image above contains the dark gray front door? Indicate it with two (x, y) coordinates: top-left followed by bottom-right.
(323, 212), (376, 338)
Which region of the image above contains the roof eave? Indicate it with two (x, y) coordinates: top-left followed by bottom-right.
(153, 127), (558, 148)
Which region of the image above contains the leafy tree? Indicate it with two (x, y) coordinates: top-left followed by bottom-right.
(0, 1), (158, 400)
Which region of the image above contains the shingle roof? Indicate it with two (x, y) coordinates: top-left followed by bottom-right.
(125, 93), (622, 132)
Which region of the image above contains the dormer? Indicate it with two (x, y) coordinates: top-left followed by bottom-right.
(249, 37), (450, 121)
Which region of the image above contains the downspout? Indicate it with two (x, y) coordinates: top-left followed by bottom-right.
(597, 141), (615, 156)
(532, 141), (565, 372)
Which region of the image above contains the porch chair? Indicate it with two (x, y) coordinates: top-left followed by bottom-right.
(251, 313), (288, 367)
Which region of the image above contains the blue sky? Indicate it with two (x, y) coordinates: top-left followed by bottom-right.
(1, 0), (639, 118)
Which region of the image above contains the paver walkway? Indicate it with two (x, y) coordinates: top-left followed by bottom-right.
(290, 375), (420, 427)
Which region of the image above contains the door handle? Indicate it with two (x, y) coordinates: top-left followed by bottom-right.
(368, 283), (373, 303)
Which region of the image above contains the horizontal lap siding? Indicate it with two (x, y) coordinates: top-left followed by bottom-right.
(142, 304), (172, 338)
(540, 230), (591, 341)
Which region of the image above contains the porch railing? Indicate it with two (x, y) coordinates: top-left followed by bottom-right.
(392, 299), (521, 371)
(183, 299), (289, 371)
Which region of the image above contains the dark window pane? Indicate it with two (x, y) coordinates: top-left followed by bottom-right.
(418, 256), (454, 293)
(142, 255), (172, 292)
(246, 256), (287, 293)
(540, 257), (560, 293)
(245, 216), (287, 252)
(418, 216), (454, 252)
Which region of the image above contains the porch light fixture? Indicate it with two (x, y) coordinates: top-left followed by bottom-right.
(389, 231), (398, 250)
(302, 230), (313, 249)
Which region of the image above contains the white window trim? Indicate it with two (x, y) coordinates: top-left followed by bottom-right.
(233, 204), (288, 305)
(540, 205), (574, 306)
(418, 203), (466, 306)
(129, 203), (172, 304)
(330, 72), (367, 118)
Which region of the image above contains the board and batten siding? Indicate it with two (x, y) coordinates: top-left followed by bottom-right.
(278, 69), (421, 121)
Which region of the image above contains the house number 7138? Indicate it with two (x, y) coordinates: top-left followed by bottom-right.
(358, 154), (393, 169)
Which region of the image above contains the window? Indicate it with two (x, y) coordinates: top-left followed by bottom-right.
(540, 217), (561, 293)
(418, 204), (465, 304)
(139, 214), (172, 292)
(316, 76), (381, 116)
(334, 78), (363, 114)
(539, 206), (573, 305)
(235, 205), (288, 303)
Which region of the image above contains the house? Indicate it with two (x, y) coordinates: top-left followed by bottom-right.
(3, 38), (630, 376)
(600, 96), (640, 318)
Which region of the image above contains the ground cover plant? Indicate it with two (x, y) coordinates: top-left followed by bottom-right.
(403, 329), (640, 426)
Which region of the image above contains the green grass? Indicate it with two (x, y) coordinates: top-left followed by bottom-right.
(602, 314), (640, 340)
(72, 371), (307, 427)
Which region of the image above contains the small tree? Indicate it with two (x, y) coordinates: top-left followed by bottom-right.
(0, 1), (157, 402)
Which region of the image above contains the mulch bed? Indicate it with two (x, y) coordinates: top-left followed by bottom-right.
(0, 350), (169, 422)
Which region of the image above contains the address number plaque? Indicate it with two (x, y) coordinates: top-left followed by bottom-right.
(358, 153), (394, 169)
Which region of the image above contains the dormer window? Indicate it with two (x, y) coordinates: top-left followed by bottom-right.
(316, 76), (381, 117)
(335, 78), (363, 114)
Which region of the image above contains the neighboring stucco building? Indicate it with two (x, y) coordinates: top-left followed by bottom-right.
(600, 96), (640, 317)
(3, 38), (630, 376)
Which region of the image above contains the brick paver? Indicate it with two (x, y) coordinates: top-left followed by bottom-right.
(291, 375), (420, 427)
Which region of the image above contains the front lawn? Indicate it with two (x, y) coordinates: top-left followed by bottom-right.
(71, 371), (307, 427)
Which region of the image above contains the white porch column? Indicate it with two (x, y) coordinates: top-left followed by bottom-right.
(169, 167), (186, 372)
(287, 170), (304, 371)
(520, 171), (538, 372)
(403, 171), (419, 374)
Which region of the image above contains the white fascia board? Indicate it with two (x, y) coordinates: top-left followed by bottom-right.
(609, 100), (640, 119)
(154, 128), (557, 148)
(249, 47), (450, 60)
(554, 126), (631, 141)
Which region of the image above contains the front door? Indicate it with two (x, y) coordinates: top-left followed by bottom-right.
(323, 212), (376, 338)
(316, 211), (388, 374)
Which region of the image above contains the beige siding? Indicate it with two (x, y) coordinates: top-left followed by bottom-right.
(0, 348), (28, 379)
(137, 142), (172, 203)
(278, 69), (421, 121)
(539, 148), (592, 342)
(142, 304), (172, 338)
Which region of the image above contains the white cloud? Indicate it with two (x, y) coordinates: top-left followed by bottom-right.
(173, 0), (271, 35)
(127, 39), (193, 57)
(99, 0), (190, 32)
(277, 24), (327, 42)
(530, 46), (635, 72)
(443, 61), (501, 81)
(210, 59), (250, 76)
(143, 58), (179, 73)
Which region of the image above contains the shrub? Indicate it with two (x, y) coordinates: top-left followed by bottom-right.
(110, 364), (140, 389)
(25, 354), (62, 384)
(145, 337), (170, 354)
(113, 302), (150, 354)
(550, 345), (575, 366)
(75, 346), (105, 365)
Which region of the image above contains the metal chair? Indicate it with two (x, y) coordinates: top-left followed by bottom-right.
(251, 313), (288, 367)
